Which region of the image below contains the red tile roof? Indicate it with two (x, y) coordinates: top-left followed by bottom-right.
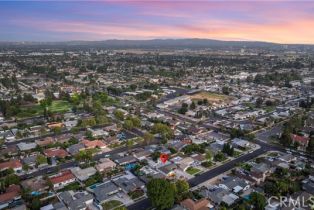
(49, 170), (75, 184)
(291, 134), (309, 146)
(44, 148), (69, 158)
(0, 160), (22, 170)
(82, 140), (106, 149)
(0, 185), (21, 203)
(180, 198), (210, 210)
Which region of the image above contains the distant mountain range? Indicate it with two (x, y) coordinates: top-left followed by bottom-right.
(0, 38), (313, 50)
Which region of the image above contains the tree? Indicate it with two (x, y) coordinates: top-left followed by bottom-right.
(22, 164), (30, 171)
(40, 98), (52, 119)
(151, 123), (174, 142)
(265, 100), (274, 106)
(190, 101), (196, 110)
(123, 120), (134, 130)
(222, 86), (231, 95)
(214, 152), (226, 162)
(307, 136), (314, 154)
(96, 115), (109, 125)
(182, 143), (205, 155)
(31, 198), (41, 210)
(222, 143), (234, 156)
(75, 150), (93, 162)
(114, 110), (124, 121)
(36, 155), (47, 166)
(205, 150), (212, 160)
(126, 116), (141, 128)
(143, 132), (154, 145)
(280, 128), (292, 147)
(174, 180), (189, 202)
(178, 103), (188, 115)
(250, 192), (266, 210)
(80, 117), (97, 127)
(147, 178), (175, 210)
(255, 97), (264, 108)
(52, 126), (62, 135)
(151, 151), (161, 162)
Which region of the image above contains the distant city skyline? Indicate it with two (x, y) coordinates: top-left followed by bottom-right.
(0, 1), (314, 44)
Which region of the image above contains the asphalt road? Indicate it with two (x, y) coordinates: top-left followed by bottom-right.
(19, 130), (160, 180)
(128, 147), (266, 210)
(5, 124), (110, 146)
(128, 136), (313, 210)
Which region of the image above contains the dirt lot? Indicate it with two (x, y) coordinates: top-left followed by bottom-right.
(189, 91), (233, 104)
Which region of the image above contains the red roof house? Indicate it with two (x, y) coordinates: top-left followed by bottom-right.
(49, 170), (76, 189)
(0, 185), (21, 208)
(82, 140), (107, 149)
(0, 160), (22, 172)
(291, 134), (309, 149)
(44, 148), (69, 158)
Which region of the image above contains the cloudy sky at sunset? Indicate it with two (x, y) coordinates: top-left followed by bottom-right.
(1, 1), (314, 44)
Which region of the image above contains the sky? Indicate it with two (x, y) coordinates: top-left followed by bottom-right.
(0, 1), (314, 44)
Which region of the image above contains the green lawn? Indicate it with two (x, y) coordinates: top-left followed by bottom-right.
(201, 161), (214, 168)
(58, 182), (82, 192)
(49, 100), (72, 113)
(128, 190), (144, 200)
(265, 106), (275, 113)
(186, 167), (201, 175)
(102, 200), (124, 210)
(16, 100), (72, 118)
(233, 151), (242, 157)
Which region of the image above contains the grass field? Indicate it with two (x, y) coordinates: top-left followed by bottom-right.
(49, 100), (72, 113)
(17, 100), (72, 118)
(189, 91), (233, 103)
(186, 167), (201, 175)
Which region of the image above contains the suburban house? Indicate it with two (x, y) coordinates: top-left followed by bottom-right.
(22, 155), (37, 168)
(158, 163), (178, 177)
(0, 160), (22, 173)
(47, 122), (63, 129)
(88, 181), (120, 204)
(133, 150), (152, 160)
(0, 185), (21, 210)
(219, 177), (250, 193)
(302, 175), (314, 195)
(58, 190), (94, 210)
(71, 167), (97, 182)
(113, 173), (145, 194)
(49, 170), (76, 190)
(200, 187), (239, 206)
(115, 156), (137, 166)
(67, 143), (85, 155)
(95, 158), (117, 173)
(16, 142), (37, 151)
(180, 198), (212, 210)
(249, 163), (273, 184)
(21, 176), (49, 194)
(35, 137), (55, 147)
(177, 157), (195, 171)
(44, 148), (69, 159)
(81, 140), (107, 150)
(231, 138), (251, 150)
(290, 134), (309, 150)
